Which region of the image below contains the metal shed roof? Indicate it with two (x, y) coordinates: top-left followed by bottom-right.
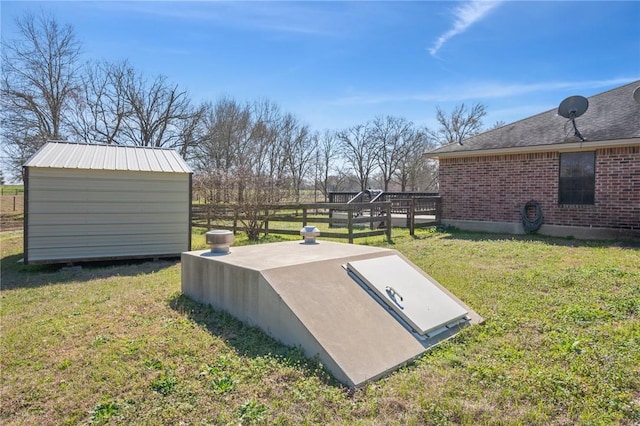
(24, 141), (192, 173)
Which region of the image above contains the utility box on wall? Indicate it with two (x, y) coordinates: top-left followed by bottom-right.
(23, 141), (192, 264)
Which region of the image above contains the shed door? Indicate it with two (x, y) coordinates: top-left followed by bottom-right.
(347, 255), (468, 337)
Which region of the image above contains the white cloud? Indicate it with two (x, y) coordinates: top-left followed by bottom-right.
(428, 0), (503, 56)
(330, 77), (639, 106)
(87, 1), (356, 37)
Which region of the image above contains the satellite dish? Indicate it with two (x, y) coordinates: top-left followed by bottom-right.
(558, 95), (588, 141)
(633, 86), (640, 104)
(558, 95), (589, 119)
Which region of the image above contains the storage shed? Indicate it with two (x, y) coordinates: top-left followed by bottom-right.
(23, 141), (192, 264)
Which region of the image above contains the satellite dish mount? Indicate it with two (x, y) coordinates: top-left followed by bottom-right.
(633, 86), (640, 105)
(558, 95), (589, 142)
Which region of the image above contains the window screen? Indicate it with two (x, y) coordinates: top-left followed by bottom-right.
(559, 152), (595, 205)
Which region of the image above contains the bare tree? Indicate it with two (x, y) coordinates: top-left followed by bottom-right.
(192, 98), (246, 173)
(192, 169), (230, 205)
(394, 128), (426, 191)
(233, 167), (291, 240)
(431, 102), (486, 146)
(191, 97), (295, 239)
(193, 167), (291, 241)
(250, 99), (285, 180)
(119, 70), (195, 149)
(191, 98), (279, 176)
(175, 103), (206, 159)
(1, 12), (81, 179)
(337, 123), (375, 192)
(371, 116), (413, 191)
(489, 120), (506, 130)
(68, 60), (131, 145)
(280, 113), (314, 202)
(395, 128), (437, 192)
(315, 130), (341, 201)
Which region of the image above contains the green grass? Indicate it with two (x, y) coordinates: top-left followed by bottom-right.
(0, 185), (24, 195)
(1, 228), (639, 425)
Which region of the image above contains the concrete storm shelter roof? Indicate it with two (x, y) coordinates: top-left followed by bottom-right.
(182, 240), (482, 387)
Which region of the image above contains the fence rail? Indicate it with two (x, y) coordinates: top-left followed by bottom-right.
(0, 188), (24, 196)
(192, 202), (393, 243)
(192, 197), (441, 242)
(328, 191), (438, 204)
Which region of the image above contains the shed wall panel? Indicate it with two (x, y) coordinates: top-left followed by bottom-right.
(26, 168), (190, 263)
(29, 203), (187, 214)
(27, 213), (187, 226)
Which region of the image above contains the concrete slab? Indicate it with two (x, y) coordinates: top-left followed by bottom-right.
(181, 240), (481, 387)
(192, 240), (391, 270)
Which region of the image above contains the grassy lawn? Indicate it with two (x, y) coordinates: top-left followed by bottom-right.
(1, 228), (639, 425)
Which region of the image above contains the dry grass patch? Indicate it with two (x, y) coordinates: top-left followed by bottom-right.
(0, 194), (23, 232)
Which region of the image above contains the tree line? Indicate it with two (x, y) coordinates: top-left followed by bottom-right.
(1, 11), (489, 204)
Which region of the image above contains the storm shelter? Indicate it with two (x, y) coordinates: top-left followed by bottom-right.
(181, 240), (482, 387)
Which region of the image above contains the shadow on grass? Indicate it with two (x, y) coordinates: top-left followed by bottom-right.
(413, 227), (640, 250)
(0, 252), (179, 290)
(169, 292), (342, 388)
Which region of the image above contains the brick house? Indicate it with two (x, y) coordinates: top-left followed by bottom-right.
(427, 81), (640, 240)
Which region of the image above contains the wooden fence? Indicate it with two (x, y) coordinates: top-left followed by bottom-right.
(192, 197), (442, 242)
(327, 193), (441, 236)
(328, 191), (438, 204)
(393, 196), (442, 236)
(0, 188), (24, 196)
(192, 202), (393, 243)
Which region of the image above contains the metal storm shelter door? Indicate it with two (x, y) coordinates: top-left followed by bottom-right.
(347, 255), (469, 337)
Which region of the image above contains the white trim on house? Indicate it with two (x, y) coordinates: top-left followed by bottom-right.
(425, 138), (640, 159)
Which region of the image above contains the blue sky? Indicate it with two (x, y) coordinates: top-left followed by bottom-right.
(2, 1), (639, 132)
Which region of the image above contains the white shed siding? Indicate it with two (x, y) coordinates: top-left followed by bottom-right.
(26, 167), (190, 263)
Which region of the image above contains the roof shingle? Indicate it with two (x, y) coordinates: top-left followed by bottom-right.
(429, 80), (640, 155)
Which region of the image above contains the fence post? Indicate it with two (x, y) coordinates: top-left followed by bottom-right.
(369, 205), (374, 230)
(328, 204), (334, 228)
(206, 204), (211, 230)
(233, 209), (238, 234)
(385, 203), (392, 242)
(347, 209), (354, 244)
(405, 199), (411, 229)
(409, 198), (415, 236)
(302, 207), (307, 227)
(264, 208), (269, 236)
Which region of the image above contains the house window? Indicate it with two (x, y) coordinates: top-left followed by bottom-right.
(559, 151), (595, 205)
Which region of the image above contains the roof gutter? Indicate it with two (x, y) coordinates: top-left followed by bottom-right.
(424, 138), (640, 159)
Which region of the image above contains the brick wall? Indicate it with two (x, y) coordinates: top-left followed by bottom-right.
(439, 146), (640, 230)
